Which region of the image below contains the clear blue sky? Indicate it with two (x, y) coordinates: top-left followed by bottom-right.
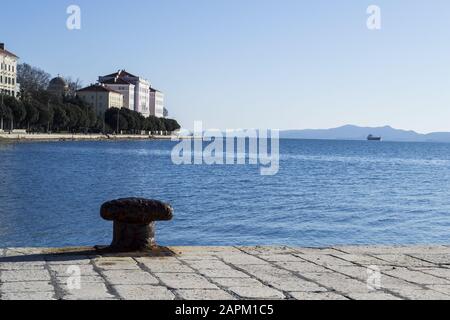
(2, 0), (450, 133)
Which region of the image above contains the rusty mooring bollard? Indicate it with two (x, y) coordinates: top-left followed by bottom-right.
(100, 198), (173, 251)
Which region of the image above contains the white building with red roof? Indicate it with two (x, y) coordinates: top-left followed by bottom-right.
(0, 43), (20, 97)
(76, 84), (124, 115)
(99, 77), (135, 110)
(99, 70), (150, 117)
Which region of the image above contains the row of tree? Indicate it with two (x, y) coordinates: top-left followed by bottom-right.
(0, 64), (181, 134)
(0, 93), (100, 133)
(105, 108), (181, 134)
(0, 93), (181, 134)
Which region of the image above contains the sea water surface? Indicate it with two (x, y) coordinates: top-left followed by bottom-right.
(1, 139), (450, 248)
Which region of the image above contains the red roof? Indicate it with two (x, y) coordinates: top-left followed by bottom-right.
(0, 48), (18, 58)
(77, 85), (122, 94)
(101, 78), (133, 85)
(102, 70), (138, 79)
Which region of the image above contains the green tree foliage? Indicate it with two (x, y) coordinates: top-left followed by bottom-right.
(105, 107), (128, 133)
(10, 99), (27, 129)
(1, 95), (24, 129)
(104, 107), (180, 134)
(145, 116), (159, 132)
(1, 92), (181, 134)
(36, 103), (54, 132)
(52, 104), (69, 132)
(0, 96), (12, 130)
(23, 100), (40, 130)
(164, 119), (181, 132)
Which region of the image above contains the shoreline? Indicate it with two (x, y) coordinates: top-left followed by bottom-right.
(3, 133), (448, 144)
(0, 132), (177, 142)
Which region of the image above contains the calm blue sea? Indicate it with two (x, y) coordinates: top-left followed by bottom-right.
(1, 139), (450, 248)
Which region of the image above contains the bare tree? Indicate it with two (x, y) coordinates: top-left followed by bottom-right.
(64, 77), (83, 96)
(17, 63), (51, 95)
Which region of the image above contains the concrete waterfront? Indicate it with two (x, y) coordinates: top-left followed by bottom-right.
(1, 246), (450, 300)
(0, 132), (175, 142)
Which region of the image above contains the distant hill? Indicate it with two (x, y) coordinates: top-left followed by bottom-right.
(281, 125), (450, 142)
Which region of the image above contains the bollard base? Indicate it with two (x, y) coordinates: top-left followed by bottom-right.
(108, 221), (156, 252)
(94, 245), (175, 257)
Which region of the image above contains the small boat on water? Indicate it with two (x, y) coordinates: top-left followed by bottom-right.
(367, 134), (382, 141)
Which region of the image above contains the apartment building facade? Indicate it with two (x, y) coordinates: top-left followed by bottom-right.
(99, 77), (135, 110)
(98, 70), (166, 118)
(0, 43), (20, 97)
(99, 70), (150, 117)
(149, 88), (164, 118)
(76, 84), (123, 115)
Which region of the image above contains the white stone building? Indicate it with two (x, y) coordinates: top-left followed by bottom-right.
(99, 77), (135, 110)
(99, 70), (150, 117)
(149, 87), (165, 118)
(0, 43), (20, 97)
(76, 84), (123, 115)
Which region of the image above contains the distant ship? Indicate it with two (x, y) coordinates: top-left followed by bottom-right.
(367, 134), (382, 141)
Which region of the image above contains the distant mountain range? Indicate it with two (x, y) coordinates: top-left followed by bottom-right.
(281, 125), (450, 143)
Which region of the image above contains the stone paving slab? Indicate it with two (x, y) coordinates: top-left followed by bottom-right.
(101, 270), (159, 285)
(1, 270), (51, 282)
(176, 289), (235, 300)
(289, 292), (349, 300)
(113, 285), (175, 300)
(0, 262), (46, 270)
(56, 275), (105, 284)
(228, 286), (286, 299)
(1, 246), (450, 300)
(0, 281), (54, 293)
(1, 292), (56, 300)
(61, 283), (115, 300)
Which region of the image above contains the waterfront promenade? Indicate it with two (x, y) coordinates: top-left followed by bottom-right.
(1, 246), (450, 300)
(0, 132), (175, 142)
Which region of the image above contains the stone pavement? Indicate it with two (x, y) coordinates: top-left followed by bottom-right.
(2, 246), (450, 300)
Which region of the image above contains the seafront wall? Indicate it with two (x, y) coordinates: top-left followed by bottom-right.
(0, 133), (175, 142)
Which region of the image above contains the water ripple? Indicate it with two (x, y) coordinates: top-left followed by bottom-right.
(1, 139), (450, 247)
